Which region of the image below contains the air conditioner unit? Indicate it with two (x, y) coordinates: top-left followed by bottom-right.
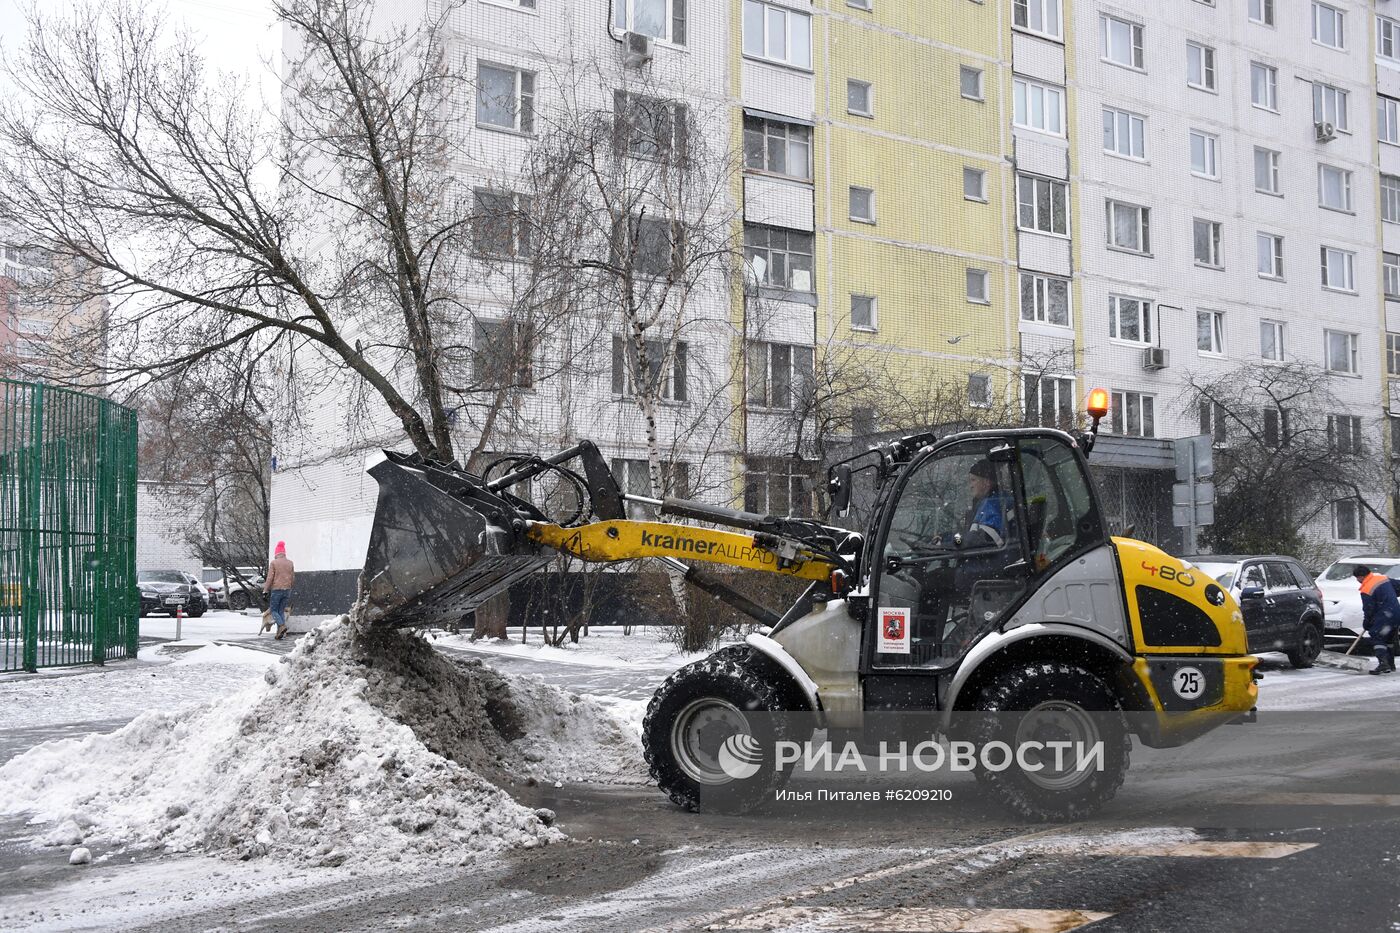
(1315, 121), (1337, 142)
(624, 31), (654, 68)
(1141, 347), (1169, 371)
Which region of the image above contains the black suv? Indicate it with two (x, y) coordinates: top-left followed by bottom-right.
(1184, 555), (1325, 668)
(137, 570), (208, 618)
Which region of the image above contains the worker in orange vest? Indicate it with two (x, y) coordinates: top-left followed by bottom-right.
(1352, 565), (1398, 675)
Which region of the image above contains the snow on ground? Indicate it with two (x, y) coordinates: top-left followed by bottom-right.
(435, 624), (741, 670)
(0, 617), (646, 870)
(0, 648), (278, 731)
(135, 608), (269, 642)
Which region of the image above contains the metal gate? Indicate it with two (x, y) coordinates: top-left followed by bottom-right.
(1, 379), (138, 672)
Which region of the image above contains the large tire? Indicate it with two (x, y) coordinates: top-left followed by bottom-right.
(967, 661), (1130, 822)
(643, 646), (805, 813)
(228, 590), (250, 611)
(1286, 621), (1323, 669)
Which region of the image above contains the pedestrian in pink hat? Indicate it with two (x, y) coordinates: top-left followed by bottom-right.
(262, 541), (295, 640)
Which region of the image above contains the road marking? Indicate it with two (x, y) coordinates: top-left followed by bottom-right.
(1249, 792), (1400, 807)
(710, 906), (1112, 932)
(1066, 841), (1315, 859)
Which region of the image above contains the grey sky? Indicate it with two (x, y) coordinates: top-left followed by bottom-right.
(0, 0), (280, 106)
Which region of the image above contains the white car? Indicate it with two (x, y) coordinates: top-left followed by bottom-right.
(1315, 555), (1400, 634)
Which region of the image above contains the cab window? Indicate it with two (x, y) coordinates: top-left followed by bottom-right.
(1018, 436), (1102, 573)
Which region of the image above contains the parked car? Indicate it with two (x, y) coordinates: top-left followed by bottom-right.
(137, 569), (207, 618)
(1184, 555), (1325, 668)
(1314, 555), (1400, 636)
(203, 566), (264, 611)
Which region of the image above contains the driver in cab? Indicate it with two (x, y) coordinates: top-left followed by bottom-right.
(964, 459), (1007, 549)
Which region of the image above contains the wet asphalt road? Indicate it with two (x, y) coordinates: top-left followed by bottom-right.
(3, 646), (1399, 932)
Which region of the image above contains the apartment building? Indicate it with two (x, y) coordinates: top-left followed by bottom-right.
(0, 240), (107, 383)
(270, 0), (1400, 607)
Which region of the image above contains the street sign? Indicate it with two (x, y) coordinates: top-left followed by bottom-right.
(1172, 482), (1215, 507)
(1172, 434), (1216, 539)
(1173, 435), (1213, 481)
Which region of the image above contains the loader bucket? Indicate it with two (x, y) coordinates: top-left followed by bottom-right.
(359, 454), (552, 628)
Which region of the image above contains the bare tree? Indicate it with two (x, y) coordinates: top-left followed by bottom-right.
(1187, 360), (1392, 557)
(0, 0), (571, 463)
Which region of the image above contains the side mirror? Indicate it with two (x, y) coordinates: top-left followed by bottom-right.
(829, 465), (852, 517)
(1240, 585), (1265, 601)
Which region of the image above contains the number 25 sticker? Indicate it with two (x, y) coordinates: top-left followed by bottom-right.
(1173, 666), (1204, 700)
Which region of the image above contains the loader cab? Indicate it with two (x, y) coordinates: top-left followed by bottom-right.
(860, 430), (1107, 710)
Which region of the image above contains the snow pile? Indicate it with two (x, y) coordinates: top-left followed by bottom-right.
(0, 616), (645, 867)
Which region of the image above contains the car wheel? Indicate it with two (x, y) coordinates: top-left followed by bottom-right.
(966, 661), (1131, 822)
(229, 590), (249, 611)
(1286, 621), (1323, 669)
(188, 608), (206, 618)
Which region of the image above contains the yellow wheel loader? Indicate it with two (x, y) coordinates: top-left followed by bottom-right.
(359, 393), (1257, 820)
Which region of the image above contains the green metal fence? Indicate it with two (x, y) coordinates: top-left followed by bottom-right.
(1, 379), (138, 672)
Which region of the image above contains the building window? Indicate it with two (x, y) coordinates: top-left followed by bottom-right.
(1187, 42), (1216, 90)
(472, 189), (532, 259)
(1260, 319), (1285, 361)
(611, 458), (690, 519)
(613, 0), (687, 45)
(1328, 414), (1364, 456)
(612, 335), (688, 400)
(472, 320), (533, 388)
(746, 341), (814, 410)
(1106, 200), (1150, 254)
(743, 115), (812, 181)
(742, 0), (812, 69)
(1193, 219), (1223, 269)
(1386, 253), (1400, 300)
(851, 294), (876, 330)
(1019, 272), (1071, 326)
(1318, 164), (1353, 212)
(966, 268), (990, 304)
(1110, 391), (1156, 438)
(849, 186), (875, 223)
(1263, 407), (1292, 448)
(1199, 400), (1228, 445)
(1313, 82), (1349, 131)
(613, 213), (683, 278)
(1381, 15), (1400, 61)
(744, 457), (813, 516)
(1320, 247), (1355, 293)
(1108, 294), (1153, 345)
(1023, 374), (1075, 428)
(1332, 498), (1365, 543)
(1197, 309), (1225, 356)
(1190, 130), (1219, 179)
(614, 92), (687, 161)
(968, 373), (992, 408)
(743, 225), (814, 292)
(1250, 0), (1274, 26)
(963, 167), (987, 201)
(1014, 0), (1062, 40)
(1102, 107), (1146, 159)
(1254, 147), (1281, 194)
(1313, 1), (1345, 50)
(1324, 329), (1358, 374)
(959, 66), (984, 101)
(1387, 333), (1400, 374)
(1257, 233), (1284, 279)
(1383, 97), (1400, 148)
(1383, 176), (1400, 224)
(1250, 62), (1278, 111)
(1013, 78), (1064, 135)
(476, 62), (535, 133)
(1017, 174), (1068, 235)
(847, 0), (872, 9)
(847, 79), (873, 117)
(1101, 15), (1144, 69)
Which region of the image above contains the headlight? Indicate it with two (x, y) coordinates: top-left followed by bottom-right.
(140, 590), (156, 597)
